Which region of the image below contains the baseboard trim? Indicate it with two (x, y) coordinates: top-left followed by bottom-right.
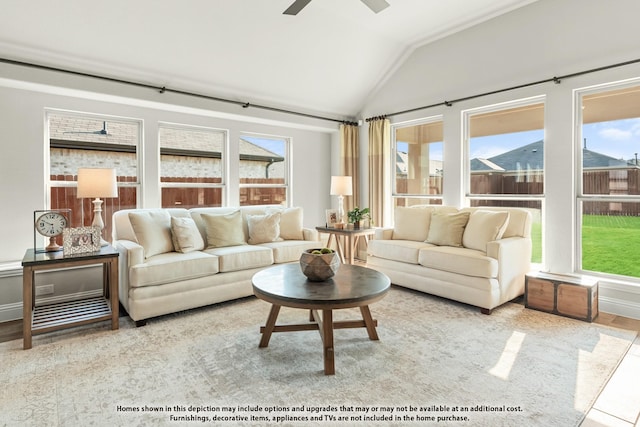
(0, 289), (103, 323)
(600, 296), (640, 320)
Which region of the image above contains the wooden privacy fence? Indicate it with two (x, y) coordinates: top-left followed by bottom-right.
(50, 176), (286, 245)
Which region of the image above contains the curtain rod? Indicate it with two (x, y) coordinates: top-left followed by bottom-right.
(0, 57), (351, 125)
(368, 57), (640, 120)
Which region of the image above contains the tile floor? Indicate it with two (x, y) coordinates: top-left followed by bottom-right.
(581, 313), (640, 426)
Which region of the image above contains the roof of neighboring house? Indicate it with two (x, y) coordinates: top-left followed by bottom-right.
(470, 140), (628, 171)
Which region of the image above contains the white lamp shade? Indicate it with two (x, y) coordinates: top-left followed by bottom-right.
(77, 168), (118, 198)
(330, 176), (353, 196)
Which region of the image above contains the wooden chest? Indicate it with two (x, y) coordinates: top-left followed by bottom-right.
(524, 272), (598, 322)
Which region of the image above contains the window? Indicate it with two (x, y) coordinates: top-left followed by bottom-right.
(577, 83), (640, 279)
(159, 124), (226, 208)
(47, 111), (140, 244)
(465, 98), (545, 263)
(238, 134), (289, 206)
(392, 118), (443, 207)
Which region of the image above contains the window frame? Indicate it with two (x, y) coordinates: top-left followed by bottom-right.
(238, 132), (291, 207)
(390, 115), (445, 207)
(574, 79), (640, 281)
(45, 109), (143, 242)
(158, 122), (228, 208)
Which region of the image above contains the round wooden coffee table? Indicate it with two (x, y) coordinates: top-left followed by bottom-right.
(252, 263), (390, 375)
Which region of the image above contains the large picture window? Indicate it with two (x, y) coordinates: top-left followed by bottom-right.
(465, 98), (545, 263)
(47, 111), (140, 245)
(159, 124), (226, 208)
(392, 118), (443, 207)
(238, 134), (289, 206)
(578, 83), (640, 279)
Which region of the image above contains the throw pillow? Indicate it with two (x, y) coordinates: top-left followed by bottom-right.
(247, 212), (283, 245)
(128, 211), (174, 258)
(462, 210), (510, 252)
(267, 206), (304, 240)
(392, 207), (433, 241)
(170, 216), (205, 253)
(425, 211), (471, 247)
(202, 210), (246, 248)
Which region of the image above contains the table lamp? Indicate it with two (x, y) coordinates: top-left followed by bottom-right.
(77, 168), (118, 246)
(330, 175), (352, 223)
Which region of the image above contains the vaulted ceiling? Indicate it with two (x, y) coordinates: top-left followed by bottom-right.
(0, 0), (538, 120)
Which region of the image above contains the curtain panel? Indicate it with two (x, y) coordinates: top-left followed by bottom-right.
(368, 118), (391, 227)
(339, 124), (359, 214)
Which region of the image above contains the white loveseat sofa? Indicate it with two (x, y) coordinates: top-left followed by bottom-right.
(366, 206), (532, 314)
(112, 206), (318, 325)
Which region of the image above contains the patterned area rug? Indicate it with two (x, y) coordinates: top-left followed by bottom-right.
(1, 287), (636, 426)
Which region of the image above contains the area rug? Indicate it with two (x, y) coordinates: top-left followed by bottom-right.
(0, 287), (636, 427)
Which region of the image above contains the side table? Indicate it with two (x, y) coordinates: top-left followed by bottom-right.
(21, 246), (119, 349)
(315, 226), (375, 264)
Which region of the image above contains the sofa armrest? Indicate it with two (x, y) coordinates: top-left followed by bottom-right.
(112, 239), (145, 312)
(487, 237), (532, 301)
(302, 227), (319, 241)
(374, 227), (394, 240)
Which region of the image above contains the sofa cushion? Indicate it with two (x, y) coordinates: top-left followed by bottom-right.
(202, 210), (246, 248)
(267, 206), (304, 240)
(171, 216), (205, 253)
(392, 207), (433, 241)
(247, 212), (283, 245)
(129, 251), (219, 288)
(128, 210), (174, 258)
(203, 245), (273, 272)
(259, 240), (318, 263)
(368, 239), (434, 264)
(418, 246), (498, 278)
(462, 210), (510, 252)
(425, 211), (470, 247)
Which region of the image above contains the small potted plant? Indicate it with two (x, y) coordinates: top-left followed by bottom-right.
(347, 207), (371, 229)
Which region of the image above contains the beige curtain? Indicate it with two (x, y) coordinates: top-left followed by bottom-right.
(368, 118), (391, 227)
(339, 124), (359, 214)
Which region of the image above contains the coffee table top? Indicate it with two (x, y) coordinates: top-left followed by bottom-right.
(252, 263), (390, 309)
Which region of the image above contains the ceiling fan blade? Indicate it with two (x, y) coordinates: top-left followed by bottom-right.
(283, 0), (312, 15)
(361, 0), (390, 14)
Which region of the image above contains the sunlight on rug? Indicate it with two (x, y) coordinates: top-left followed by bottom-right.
(0, 287), (636, 426)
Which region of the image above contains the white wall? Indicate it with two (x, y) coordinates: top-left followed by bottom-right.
(0, 61), (336, 321)
(358, 0), (640, 318)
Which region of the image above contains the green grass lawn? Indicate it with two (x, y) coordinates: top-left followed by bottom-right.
(582, 215), (640, 277)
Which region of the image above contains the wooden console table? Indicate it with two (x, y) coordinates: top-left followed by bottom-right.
(315, 226), (375, 264)
(21, 246), (119, 349)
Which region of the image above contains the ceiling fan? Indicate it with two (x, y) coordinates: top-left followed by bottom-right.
(63, 121), (109, 136)
(284, 0), (390, 15)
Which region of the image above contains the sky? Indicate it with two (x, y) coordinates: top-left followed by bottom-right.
(398, 117), (640, 163)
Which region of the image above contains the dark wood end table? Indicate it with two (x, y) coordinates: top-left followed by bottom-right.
(252, 263), (390, 375)
(21, 246), (119, 349)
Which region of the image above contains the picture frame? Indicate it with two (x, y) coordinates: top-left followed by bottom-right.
(325, 209), (339, 227)
(63, 226), (101, 255)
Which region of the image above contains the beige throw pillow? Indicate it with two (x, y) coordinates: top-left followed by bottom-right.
(171, 216), (205, 253)
(392, 207), (433, 241)
(267, 207), (304, 240)
(462, 210), (510, 252)
(425, 211), (470, 247)
(128, 211), (174, 258)
(247, 212), (283, 245)
(202, 210), (246, 248)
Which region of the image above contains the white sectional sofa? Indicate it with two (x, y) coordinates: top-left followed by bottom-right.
(366, 206), (532, 314)
(112, 205), (318, 325)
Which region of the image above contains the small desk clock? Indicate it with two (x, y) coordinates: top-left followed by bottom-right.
(33, 209), (71, 252)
